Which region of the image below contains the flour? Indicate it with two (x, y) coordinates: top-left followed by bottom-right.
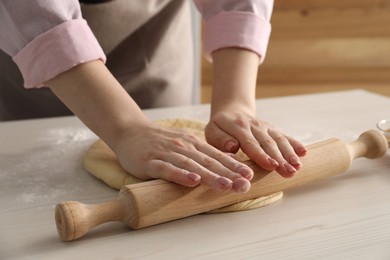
(45, 127), (95, 145)
(0, 127), (100, 211)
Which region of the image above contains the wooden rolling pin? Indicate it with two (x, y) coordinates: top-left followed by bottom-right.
(55, 130), (388, 241)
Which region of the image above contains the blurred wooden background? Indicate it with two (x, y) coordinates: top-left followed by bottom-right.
(201, 0), (390, 103)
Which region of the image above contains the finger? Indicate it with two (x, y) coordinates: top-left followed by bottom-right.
(237, 134), (280, 171)
(167, 131), (254, 181)
(268, 130), (302, 168)
(266, 130), (302, 176)
(196, 143), (254, 181)
(286, 136), (308, 157)
(158, 152), (234, 191)
(249, 127), (296, 177)
(205, 122), (239, 153)
(146, 159), (201, 187)
(194, 147), (252, 193)
(177, 148), (252, 193)
(172, 150), (253, 192)
(207, 119), (280, 171)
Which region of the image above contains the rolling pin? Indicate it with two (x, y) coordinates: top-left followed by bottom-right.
(55, 130), (388, 241)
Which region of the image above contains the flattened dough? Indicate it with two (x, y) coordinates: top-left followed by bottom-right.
(84, 118), (282, 213)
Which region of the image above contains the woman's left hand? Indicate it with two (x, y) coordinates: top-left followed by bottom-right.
(205, 109), (307, 178)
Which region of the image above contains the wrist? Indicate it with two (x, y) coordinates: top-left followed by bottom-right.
(210, 48), (258, 117)
(47, 60), (151, 152)
(210, 101), (256, 120)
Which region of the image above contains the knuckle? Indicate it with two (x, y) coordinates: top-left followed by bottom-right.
(274, 135), (286, 143)
(139, 151), (155, 162)
(244, 138), (256, 145)
(263, 138), (275, 146)
(186, 133), (202, 143)
(234, 117), (247, 128)
(157, 161), (168, 171)
(214, 152), (227, 161)
(202, 156), (214, 168)
(180, 157), (193, 168)
(250, 119), (261, 127)
(172, 138), (187, 149)
(172, 134), (203, 151)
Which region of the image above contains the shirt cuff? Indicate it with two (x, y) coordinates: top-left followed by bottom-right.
(13, 19), (106, 88)
(203, 11), (271, 64)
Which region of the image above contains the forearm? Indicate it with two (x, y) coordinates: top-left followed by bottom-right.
(210, 48), (259, 116)
(46, 60), (150, 150)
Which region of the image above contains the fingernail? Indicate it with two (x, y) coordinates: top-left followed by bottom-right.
(299, 147), (308, 154)
(225, 141), (238, 153)
(268, 157), (279, 167)
(289, 156), (301, 166)
(187, 172), (201, 182)
(233, 178), (251, 193)
(237, 166), (253, 180)
(284, 163), (297, 174)
(216, 177), (232, 190)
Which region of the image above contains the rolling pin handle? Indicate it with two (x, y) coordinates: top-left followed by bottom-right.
(55, 199), (126, 241)
(347, 129), (388, 160)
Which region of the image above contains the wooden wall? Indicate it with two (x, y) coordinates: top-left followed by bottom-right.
(201, 0), (390, 103)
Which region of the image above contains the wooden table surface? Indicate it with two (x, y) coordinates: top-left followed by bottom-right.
(1, 90), (390, 259)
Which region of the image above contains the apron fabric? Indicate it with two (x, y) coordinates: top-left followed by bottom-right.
(0, 0), (193, 121)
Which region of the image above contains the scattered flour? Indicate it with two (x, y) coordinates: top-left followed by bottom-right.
(0, 127), (103, 211)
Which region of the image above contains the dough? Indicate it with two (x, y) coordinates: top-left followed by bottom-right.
(84, 118), (283, 213)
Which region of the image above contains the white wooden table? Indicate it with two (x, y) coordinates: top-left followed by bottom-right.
(1, 90), (390, 259)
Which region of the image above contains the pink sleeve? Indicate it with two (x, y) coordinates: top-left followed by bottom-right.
(193, 0), (273, 63)
(0, 0), (106, 88)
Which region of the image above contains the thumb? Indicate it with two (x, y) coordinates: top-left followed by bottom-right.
(205, 122), (240, 153)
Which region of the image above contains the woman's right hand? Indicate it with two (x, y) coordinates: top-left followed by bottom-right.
(113, 122), (255, 193)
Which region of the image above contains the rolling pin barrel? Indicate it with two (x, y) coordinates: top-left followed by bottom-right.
(55, 130), (388, 241)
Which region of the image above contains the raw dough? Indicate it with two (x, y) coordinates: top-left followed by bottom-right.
(84, 118), (283, 213)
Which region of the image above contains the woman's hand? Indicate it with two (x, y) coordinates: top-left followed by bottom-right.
(205, 108), (307, 178)
(113, 122), (254, 193)
(208, 49), (307, 177)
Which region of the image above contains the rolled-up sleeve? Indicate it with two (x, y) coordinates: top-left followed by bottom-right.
(0, 0), (106, 88)
(193, 0), (273, 63)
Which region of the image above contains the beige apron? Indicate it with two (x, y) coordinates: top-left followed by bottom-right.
(0, 0), (193, 121)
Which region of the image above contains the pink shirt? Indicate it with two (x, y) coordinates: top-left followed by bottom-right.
(0, 0), (273, 88)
